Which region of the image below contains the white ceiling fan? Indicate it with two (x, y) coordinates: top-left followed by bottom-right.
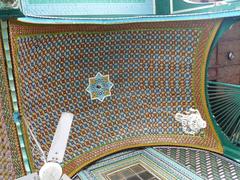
(17, 112), (74, 180)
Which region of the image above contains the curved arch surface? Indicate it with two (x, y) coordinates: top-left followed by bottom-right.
(9, 19), (223, 176)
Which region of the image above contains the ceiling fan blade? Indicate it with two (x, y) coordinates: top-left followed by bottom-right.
(60, 174), (72, 180)
(47, 112), (74, 163)
(16, 173), (39, 180)
(25, 119), (46, 163)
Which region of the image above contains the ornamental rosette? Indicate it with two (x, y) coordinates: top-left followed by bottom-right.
(86, 72), (113, 102)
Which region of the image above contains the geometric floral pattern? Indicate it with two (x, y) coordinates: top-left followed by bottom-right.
(86, 72), (113, 102)
(155, 147), (240, 180)
(9, 20), (222, 176)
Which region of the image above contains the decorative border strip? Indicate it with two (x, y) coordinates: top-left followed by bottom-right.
(76, 148), (203, 180)
(0, 20), (31, 174)
(16, 7), (240, 24)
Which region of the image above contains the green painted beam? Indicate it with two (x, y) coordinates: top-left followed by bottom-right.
(155, 0), (171, 15)
(0, 9), (24, 20)
(172, 0), (212, 13)
(172, 0), (240, 15)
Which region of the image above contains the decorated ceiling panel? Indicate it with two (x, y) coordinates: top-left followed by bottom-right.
(9, 19), (223, 176)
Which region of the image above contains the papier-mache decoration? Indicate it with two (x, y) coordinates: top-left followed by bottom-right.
(86, 72), (114, 102)
(175, 108), (207, 135)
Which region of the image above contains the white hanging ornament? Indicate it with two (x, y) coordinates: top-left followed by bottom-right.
(175, 108), (207, 135)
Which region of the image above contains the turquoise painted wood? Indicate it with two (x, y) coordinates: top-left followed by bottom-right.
(172, 0), (240, 14)
(208, 81), (240, 146)
(205, 17), (240, 162)
(1, 0), (240, 20)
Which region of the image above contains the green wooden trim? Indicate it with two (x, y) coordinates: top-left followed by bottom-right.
(208, 81), (240, 90)
(0, 9), (24, 20)
(1, 0), (240, 20)
(0, 20), (32, 173)
(172, 0), (212, 13)
(172, 0), (240, 14)
(208, 81), (240, 144)
(205, 17), (240, 163)
(155, 0), (171, 15)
